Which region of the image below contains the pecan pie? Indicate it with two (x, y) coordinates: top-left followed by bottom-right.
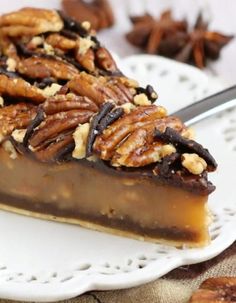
(0, 8), (217, 247)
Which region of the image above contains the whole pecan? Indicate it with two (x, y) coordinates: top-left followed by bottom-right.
(0, 8), (63, 37)
(0, 74), (45, 103)
(45, 33), (77, 51)
(17, 57), (79, 80)
(189, 277), (236, 303)
(95, 47), (119, 73)
(67, 72), (136, 106)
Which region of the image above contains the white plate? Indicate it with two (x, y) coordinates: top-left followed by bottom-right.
(0, 2), (235, 302)
(119, 54), (224, 114)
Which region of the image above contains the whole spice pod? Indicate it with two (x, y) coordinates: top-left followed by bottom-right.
(126, 10), (234, 68)
(176, 13), (234, 68)
(126, 10), (189, 58)
(62, 0), (115, 31)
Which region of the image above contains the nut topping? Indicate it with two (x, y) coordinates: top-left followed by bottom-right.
(0, 8), (63, 37)
(182, 153), (207, 175)
(189, 277), (236, 303)
(72, 123), (90, 159)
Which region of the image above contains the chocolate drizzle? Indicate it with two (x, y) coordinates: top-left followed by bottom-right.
(23, 107), (45, 147)
(154, 127), (217, 170)
(86, 102), (115, 156)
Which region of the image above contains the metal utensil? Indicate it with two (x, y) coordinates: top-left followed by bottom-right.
(173, 85), (236, 126)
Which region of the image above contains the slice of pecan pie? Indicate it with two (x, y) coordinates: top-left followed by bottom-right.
(0, 7), (217, 247)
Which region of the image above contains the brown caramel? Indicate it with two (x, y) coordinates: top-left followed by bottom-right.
(0, 148), (209, 247)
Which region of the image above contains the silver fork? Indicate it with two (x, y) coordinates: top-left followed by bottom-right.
(173, 85), (236, 126)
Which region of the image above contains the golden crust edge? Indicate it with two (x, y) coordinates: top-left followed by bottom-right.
(0, 202), (210, 248)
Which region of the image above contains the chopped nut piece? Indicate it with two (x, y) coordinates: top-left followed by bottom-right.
(6, 58), (17, 72)
(134, 93), (151, 106)
(182, 153), (207, 175)
(120, 102), (136, 114)
(43, 83), (62, 97)
(28, 36), (44, 48)
(2, 140), (18, 159)
(11, 129), (27, 143)
(43, 42), (55, 55)
(119, 77), (139, 88)
(182, 127), (195, 140)
(160, 144), (176, 157)
(0, 96), (4, 107)
(78, 37), (95, 55)
(72, 123), (90, 159)
(81, 21), (91, 31)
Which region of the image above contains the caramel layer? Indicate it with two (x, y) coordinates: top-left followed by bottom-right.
(0, 148), (210, 246)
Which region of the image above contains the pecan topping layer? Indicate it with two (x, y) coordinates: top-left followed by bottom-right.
(0, 7), (216, 196)
(189, 277), (236, 303)
(0, 8), (63, 37)
(0, 6), (122, 95)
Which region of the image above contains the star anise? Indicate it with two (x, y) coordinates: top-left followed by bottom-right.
(126, 11), (233, 68)
(176, 13), (234, 68)
(126, 10), (188, 57)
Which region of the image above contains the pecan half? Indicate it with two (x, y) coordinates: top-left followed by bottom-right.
(17, 56), (78, 80)
(22, 93), (97, 162)
(189, 277), (236, 303)
(42, 93), (98, 115)
(0, 103), (36, 141)
(0, 8), (63, 37)
(67, 72), (136, 105)
(0, 74), (45, 103)
(95, 47), (119, 73)
(45, 33), (77, 51)
(75, 47), (95, 72)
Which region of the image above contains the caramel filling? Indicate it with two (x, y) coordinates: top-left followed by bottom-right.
(0, 148), (209, 245)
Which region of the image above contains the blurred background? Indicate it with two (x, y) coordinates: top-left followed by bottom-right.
(1, 0), (235, 87)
